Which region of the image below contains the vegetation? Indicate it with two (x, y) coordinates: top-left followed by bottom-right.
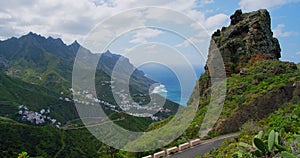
(147, 60), (299, 143)
(129, 60), (300, 158)
(0, 72), (78, 124)
(199, 101), (300, 157)
(0, 33), (182, 157)
(0, 116), (105, 158)
(0, 30), (298, 157)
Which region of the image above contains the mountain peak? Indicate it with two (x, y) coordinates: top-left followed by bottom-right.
(104, 50), (112, 54)
(103, 50), (121, 58)
(71, 40), (79, 45)
(208, 9), (281, 76)
(20, 32), (46, 41)
(69, 40), (80, 48)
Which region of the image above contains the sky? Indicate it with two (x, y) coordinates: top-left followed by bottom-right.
(0, 0), (300, 65)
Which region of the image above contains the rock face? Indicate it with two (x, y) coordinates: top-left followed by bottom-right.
(190, 9), (282, 102)
(187, 9), (300, 135)
(209, 9), (281, 76)
(212, 81), (300, 134)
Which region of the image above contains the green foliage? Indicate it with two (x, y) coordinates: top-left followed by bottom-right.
(0, 117), (104, 158)
(253, 137), (268, 154)
(281, 151), (298, 158)
(109, 112), (153, 132)
(200, 102), (300, 158)
(268, 130), (275, 151)
(256, 131), (263, 139)
(18, 152), (29, 158)
(232, 130), (297, 157)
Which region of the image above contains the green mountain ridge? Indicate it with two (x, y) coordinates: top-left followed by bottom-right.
(0, 9), (299, 158)
(139, 9), (300, 158)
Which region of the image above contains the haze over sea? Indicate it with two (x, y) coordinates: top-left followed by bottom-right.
(139, 63), (203, 106)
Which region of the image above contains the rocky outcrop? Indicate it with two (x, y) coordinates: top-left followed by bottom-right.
(208, 9), (281, 76)
(188, 9), (300, 135)
(190, 9), (282, 104)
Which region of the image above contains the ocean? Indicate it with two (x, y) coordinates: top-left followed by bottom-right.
(139, 63), (203, 106)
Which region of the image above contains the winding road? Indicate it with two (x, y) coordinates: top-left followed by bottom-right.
(169, 132), (240, 158)
(62, 117), (124, 130)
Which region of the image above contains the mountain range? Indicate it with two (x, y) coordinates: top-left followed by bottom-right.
(0, 9), (299, 158)
(0, 32), (180, 126)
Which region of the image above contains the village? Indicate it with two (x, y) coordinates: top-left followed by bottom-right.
(17, 105), (61, 128)
(16, 82), (172, 129)
(71, 80), (172, 121)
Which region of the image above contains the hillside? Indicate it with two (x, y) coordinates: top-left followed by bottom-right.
(140, 9), (300, 155)
(0, 32), (180, 157)
(0, 116), (105, 158)
(200, 101), (300, 157)
(0, 32), (180, 122)
(0, 32), (156, 94)
(188, 9), (300, 136)
(0, 72), (77, 123)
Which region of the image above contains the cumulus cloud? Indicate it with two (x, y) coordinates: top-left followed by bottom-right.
(239, 0), (300, 11)
(175, 37), (205, 48)
(151, 84), (168, 94)
(199, 0), (214, 6)
(177, 13), (229, 48)
(129, 29), (163, 44)
(273, 24), (298, 37)
(205, 13), (229, 28)
(0, 0), (228, 48)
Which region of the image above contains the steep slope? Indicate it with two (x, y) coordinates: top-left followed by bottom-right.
(135, 9), (299, 144)
(210, 9), (281, 76)
(0, 116), (104, 158)
(188, 9), (300, 136)
(0, 32), (180, 119)
(200, 101), (300, 157)
(0, 72), (78, 123)
(0, 32), (156, 94)
(0, 33), (181, 158)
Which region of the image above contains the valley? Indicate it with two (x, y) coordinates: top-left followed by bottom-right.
(0, 7), (299, 158)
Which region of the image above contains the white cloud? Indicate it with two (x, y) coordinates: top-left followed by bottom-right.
(199, 0), (214, 6)
(205, 13), (229, 29)
(296, 51), (300, 55)
(0, 0), (229, 53)
(129, 29), (163, 44)
(175, 37), (204, 48)
(239, 0), (300, 11)
(151, 84), (168, 94)
(178, 13), (228, 48)
(0, 12), (12, 19)
(273, 24), (298, 37)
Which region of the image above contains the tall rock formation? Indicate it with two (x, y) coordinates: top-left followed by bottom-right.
(188, 9), (300, 134)
(192, 9), (282, 100)
(209, 9), (281, 76)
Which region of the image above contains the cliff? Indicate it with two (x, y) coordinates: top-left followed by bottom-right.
(188, 9), (300, 135)
(209, 9), (281, 76)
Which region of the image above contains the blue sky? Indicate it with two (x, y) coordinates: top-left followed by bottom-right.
(0, 0), (299, 63)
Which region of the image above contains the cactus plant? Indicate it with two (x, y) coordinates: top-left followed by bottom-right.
(268, 130), (275, 151)
(274, 131), (279, 145)
(254, 138), (268, 154)
(234, 130), (298, 158)
(256, 131), (263, 139)
(281, 151), (297, 158)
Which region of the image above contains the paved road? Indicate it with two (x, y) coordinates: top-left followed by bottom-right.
(62, 118), (124, 130)
(169, 133), (240, 158)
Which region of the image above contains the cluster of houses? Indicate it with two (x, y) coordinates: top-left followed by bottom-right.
(71, 83), (171, 121)
(18, 105), (61, 128)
